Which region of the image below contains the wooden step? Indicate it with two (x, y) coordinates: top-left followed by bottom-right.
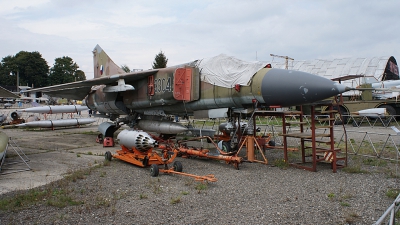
(315, 117), (336, 122)
(312, 125), (333, 129)
(303, 139), (333, 144)
(305, 147), (341, 152)
(320, 110), (338, 114)
(281, 132), (332, 139)
(285, 121), (307, 126)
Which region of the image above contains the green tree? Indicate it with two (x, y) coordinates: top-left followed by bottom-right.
(0, 56), (18, 86)
(0, 51), (49, 88)
(152, 51), (168, 69)
(121, 64), (131, 73)
(49, 56), (85, 85)
(75, 70), (86, 81)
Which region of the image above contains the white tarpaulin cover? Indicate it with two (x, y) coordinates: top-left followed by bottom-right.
(195, 54), (266, 88)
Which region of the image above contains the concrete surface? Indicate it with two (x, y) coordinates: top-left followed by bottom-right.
(0, 125), (108, 194)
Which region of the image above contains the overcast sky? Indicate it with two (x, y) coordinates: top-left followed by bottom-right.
(1, 0), (399, 79)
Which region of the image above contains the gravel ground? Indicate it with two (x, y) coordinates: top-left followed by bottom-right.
(0, 139), (399, 224)
(0, 114), (399, 224)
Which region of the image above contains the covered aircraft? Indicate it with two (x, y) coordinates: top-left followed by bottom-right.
(26, 45), (349, 138)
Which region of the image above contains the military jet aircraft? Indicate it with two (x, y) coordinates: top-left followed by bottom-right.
(27, 45), (349, 138)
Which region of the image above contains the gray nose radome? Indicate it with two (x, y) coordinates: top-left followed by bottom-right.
(261, 69), (348, 107)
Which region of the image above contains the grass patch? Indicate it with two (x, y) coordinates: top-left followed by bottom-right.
(345, 212), (361, 224)
(65, 169), (87, 182)
(0, 186), (83, 211)
(47, 191), (83, 208)
(386, 188), (400, 199)
(273, 158), (289, 169)
(103, 160), (111, 166)
(362, 158), (387, 167)
(170, 196), (182, 204)
(340, 202), (350, 207)
(327, 192), (335, 200)
(195, 182), (208, 192)
(147, 178), (163, 194)
(139, 194), (148, 199)
(342, 164), (369, 174)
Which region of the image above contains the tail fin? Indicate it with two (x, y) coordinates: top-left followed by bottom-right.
(92, 44), (126, 78)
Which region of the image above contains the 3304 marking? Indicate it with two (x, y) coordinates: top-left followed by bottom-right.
(154, 77), (172, 93)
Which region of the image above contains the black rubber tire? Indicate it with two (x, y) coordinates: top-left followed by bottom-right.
(143, 156), (149, 167)
(378, 105), (396, 126)
(105, 151), (112, 161)
(221, 141), (231, 152)
(268, 140), (276, 147)
(150, 164), (159, 177)
(333, 106), (349, 125)
(173, 161), (183, 172)
(378, 105), (396, 117)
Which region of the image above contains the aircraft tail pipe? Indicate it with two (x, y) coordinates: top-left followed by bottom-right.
(10, 111), (22, 120)
(117, 129), (158, 152)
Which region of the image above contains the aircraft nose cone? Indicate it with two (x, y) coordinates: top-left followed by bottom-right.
(261, 69), (347, 107)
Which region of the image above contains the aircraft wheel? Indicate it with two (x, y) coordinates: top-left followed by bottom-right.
(221, 141), (231, 152)
(173, 161), (183, 172)
(150, 164), (159, 177)
(105, 151), (112, 161)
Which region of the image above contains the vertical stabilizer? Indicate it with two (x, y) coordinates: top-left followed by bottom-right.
(93, 45), (126, 78)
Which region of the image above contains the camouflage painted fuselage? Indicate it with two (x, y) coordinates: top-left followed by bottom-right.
(85, 66), (345, 117)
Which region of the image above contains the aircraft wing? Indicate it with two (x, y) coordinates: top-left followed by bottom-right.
(0, 86), (19, 98)
(27, 69), (159, 100)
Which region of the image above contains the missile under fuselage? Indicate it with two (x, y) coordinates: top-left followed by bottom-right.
(136, 120), (188, 134)
(86, 67), (349, 117)
(19, 105), (88, 114)
(117, 129), (158, 152)
(16, 118), (95, 128)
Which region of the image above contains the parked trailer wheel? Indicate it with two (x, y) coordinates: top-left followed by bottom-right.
(378, 105), (396, 126)
(333, 106), (349, 125)
(378, 105), (396, 117)
(150, 164), (159, 177)
(268, 140), (276, 147)
(105, 151), (112, 161)
(173, 161), (183, 172)
(221, 141), (231, 152)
